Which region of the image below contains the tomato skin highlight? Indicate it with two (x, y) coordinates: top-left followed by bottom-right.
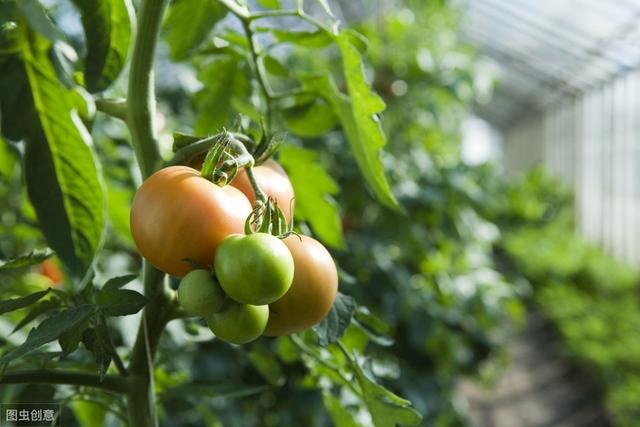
(264, 235), (338, 336)
(177, 269), (226, 316)
(130, 166), (252, 277)
(229, 160), (295, 222)
(214, 233), (294, 305)
(206, 301), (269, 344)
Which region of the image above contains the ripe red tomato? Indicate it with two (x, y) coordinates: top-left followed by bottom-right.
(264, 235), (338, 336)
(130, 166), (252, 277)
(229, 160), (295, 222)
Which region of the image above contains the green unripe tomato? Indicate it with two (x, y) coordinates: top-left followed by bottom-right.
(206, 300), (268, 344)
(177, 269), (225, 316)
(214, 233), (294, 305)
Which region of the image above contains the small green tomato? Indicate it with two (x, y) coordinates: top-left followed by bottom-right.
(177, 269), (225, 316)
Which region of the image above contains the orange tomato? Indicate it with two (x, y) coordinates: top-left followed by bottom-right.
(264, 235), (338, 336)
(130, 166), (252, 277)
(229, 160), (295, 222)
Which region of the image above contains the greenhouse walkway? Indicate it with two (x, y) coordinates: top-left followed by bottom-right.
(458, 311), (611, 427)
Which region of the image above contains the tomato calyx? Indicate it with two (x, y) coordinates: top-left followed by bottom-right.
(199, 131), (255, 186)
(244, 196), (297, 239)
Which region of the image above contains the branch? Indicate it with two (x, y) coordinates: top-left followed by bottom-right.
(0, 370), (130, 394)
(95, 98), (128, 122)
(127, 0), (166, 179)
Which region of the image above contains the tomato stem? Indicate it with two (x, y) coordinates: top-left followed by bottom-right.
(246, 166), (268, 203)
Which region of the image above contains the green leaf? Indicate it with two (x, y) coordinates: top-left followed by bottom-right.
(352, 307), (394, 347)
(58, 315), (90, 355)
(0, 248), (54, 271)
(82, 325), (111, 378)
(17, 0), (66, 42)
(165, 0), (226, 60)
(11, 299), (60, 334)
(352, 359), (422, 427)
(0, 304), (96, 364)
(96, 288), (148, 316)
(323, 393), (360, 427)
(279, 145), (344, 248)
(281, 98), (337, 137)
(313, 292), (356, 346)
(194, 54), (250, 134)
(248, 343), (285, 386)
(71, 0), (134, 92)
(0, 289), (51, 315)
(300, 30), (399, 211)
(102, 273), (137, 291)
(258, 0), (280, 9)
(71, 401), (106, 427)
(272, 29), (333, 48)
(263, 55), (288, 77)
(16, 27), (106, 281)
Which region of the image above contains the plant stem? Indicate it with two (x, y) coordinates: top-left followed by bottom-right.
(95, 98), (128, 122)
(125, 0), (170, 425)
(0, 370), (130, 394)
(127, 0), (166, 179)
(246, 166), (268, 203)
(168, 133), (255, 166)
(241, 19), (273, 128)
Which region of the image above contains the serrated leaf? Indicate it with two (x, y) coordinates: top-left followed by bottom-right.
(258, 0), (279, 9)
(82, 325), (111, 378)
(0, 248), (54, 270)
(71, 0), (134, 92)
(165, 0), (226, 60)
(281, 98), (337, 137)
(17, 0), (66, 42)
(313, 292), (356, 346)
(96, 288), (148, 316)
(352, 360), (422, 427)
(11, 299), (60, 334)
(194, 54), (249, 134)
(15, 27), (106, 281)
(352, 308), (394, 347)
(323, 393), (360, 427)
(59, 315), (90, 355)
(279, 145), (343, 248)
(272, 29), (333, 48)
(0, 289), (50, 315)
(102, 273), (137, 291)
(300, 31), (399, 211)
(0, 304), (95, 364)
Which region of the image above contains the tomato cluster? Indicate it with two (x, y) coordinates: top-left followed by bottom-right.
(130, 161), (338, 344)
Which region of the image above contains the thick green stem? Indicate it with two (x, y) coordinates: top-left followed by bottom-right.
(125, 0), (170, 426)
(0, 370), (130, 394)
(127, 0), (167, 179)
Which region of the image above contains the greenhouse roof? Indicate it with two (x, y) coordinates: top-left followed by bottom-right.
(461, 0), (640, 129)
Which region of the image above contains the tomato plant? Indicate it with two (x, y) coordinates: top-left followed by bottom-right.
(0, 0), (521, 426)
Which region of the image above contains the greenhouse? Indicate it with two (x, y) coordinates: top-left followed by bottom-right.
(0, 0), (637, 426)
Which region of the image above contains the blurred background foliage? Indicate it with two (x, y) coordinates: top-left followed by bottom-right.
(1, 0), (638, 426)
